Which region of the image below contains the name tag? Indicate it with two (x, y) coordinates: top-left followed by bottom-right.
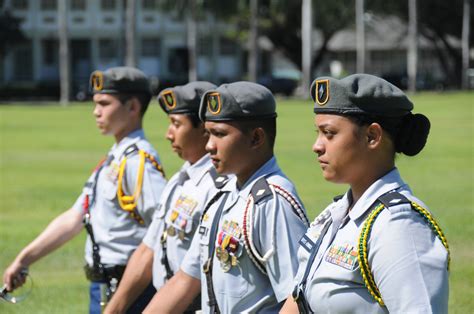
(299, 234), (315, 253)
(199, 226), (208, 236)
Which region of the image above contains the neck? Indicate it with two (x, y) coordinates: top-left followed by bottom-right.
(115, 122), (142, 143)
(188, 150), (207, 165)
(236, 151), (273, 188)
(349, 163), (394, 205)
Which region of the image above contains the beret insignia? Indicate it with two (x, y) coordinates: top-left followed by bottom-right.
(315, 79), (329, 106)
(207, 92), (222, 115)
(91, 71), (104, 92)
(161, 90), (176, 110)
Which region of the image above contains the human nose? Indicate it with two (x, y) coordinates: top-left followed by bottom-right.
(312, 134), (324, 156)
(205, 136), (216, 154)
(93, 104), (100, 117)
(165, 125), (174, 141)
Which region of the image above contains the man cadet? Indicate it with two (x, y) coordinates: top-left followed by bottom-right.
(144, 82), (310, 313)
(105, 81), (227, 313)
(2, 67), (166, 313)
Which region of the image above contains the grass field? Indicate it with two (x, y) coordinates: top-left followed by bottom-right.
(0, 92), (473, 313)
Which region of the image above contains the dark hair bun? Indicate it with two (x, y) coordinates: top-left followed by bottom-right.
(395, 113), (431, 156)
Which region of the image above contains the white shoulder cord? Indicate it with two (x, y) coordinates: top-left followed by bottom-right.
(243, 184), (309, 274)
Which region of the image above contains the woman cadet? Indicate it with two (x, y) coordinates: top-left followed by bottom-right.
(282, 74), (449, 313)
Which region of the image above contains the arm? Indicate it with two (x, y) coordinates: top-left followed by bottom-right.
(143, 270), (201, 314)
(280, 298), (299, 313)
(3, 207), (83, 291)
(105, 243), (154, 314)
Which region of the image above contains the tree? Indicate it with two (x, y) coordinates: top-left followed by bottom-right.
(0, 10), (26, 59)
(368, 0), (473, 87)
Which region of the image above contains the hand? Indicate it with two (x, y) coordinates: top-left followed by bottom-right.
(3, 261), (28, 292)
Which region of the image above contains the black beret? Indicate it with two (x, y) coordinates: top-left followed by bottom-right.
(199, 81), (277, 122)
(311, 74), (413, 117)
(89, 66), (151, 96)
(158, 81), (217, 115)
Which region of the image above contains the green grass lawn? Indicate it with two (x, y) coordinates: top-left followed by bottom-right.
(0, 92), (472, 313)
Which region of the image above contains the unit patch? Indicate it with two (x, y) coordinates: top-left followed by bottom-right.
(207, 92), (222, 115)
(315, 79), (329, 106)
(325, 243), (358, 270)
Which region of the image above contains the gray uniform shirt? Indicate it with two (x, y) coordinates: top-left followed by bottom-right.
(181, 157), (309, 313)
(142, 154), (220, 289)
(294, 168), (449, 313)
(72, 129), (167, 266)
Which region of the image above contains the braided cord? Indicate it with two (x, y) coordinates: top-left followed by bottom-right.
(410, 201), (451, 270)
(358, 203), (386, 306)
(358, 201), (451, 307)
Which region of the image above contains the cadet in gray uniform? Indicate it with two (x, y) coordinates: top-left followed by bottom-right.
(283, 74), (450, 313)
(144, 82), (310, 313)
(104, 81), (227, 313)
(2, 67), (167, 314)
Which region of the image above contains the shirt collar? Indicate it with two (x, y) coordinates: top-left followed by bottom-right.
(110, 129), (146, 159)
(348, 167), (410, 221)
(237, 156), (279, 199)
(185, 154), (213, 186)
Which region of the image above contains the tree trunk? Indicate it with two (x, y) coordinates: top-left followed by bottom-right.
(58, 0), (69, 105)
(125, 0), (136, 67)
(356, 0), (365, 73)
(407, 0), (418, 92)
(301, 0), (313, 98)
(248, 0), (258, 82)
(461, 0), (471, 89)
(187, 0), (197, 82)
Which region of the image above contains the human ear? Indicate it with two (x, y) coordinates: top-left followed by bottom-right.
(366, 123), (383, 147)
(250, 128), (265, 148)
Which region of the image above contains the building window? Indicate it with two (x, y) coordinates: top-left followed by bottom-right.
(99, 39), (118, 60)
(14, 43), (33, 80)
(101, 0), (116, 10)
(142, 0), (158, 10)
(219, 38), (237, 56)
(12, 0), (29, 10)
(40, 0), (57, 10)
(71, 0), (86, 10)
(141, 38), (161, 57)
(42, 39), (58, 65)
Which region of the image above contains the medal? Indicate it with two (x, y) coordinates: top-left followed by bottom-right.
(220, 249), (229, 263)
(170, 210), (179, 222)
(215, 247), (223, 260)
(231, 255), (238, 266)
(221, 261), (231, 272)
(178, 230), (185, 240)
(167, 226), (176, 237)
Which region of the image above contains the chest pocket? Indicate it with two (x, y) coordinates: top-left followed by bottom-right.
(100, 166), (118, 201)
(166, 194), (199, 236)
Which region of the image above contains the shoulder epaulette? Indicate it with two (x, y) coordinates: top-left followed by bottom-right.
(123, 144), (139, 157)
(377, 191), (411, 209)
(250, 177), (272, 204)
(333, 194), (344, 202)
(209, 167), (229, 189)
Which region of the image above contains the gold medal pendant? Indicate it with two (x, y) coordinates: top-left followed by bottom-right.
(215, 247), (223, 260)
(220, 249), (229, 263)
(231, 255), (238, 267)
(221, 261), (231, 272)
(167, 226), (176, 237)
(178, 230), (185, 240)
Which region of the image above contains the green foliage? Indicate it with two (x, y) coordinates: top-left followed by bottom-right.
(0, 92), (473, 312)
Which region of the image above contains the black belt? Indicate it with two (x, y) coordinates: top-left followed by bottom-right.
(84, 264), (126, 282)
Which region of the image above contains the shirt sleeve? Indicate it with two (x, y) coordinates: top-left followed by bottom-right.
(254, 195), (308, 302)
(180, 227), (203, 280)
(142, 212), (164, 250)
(71, 171), (96, 214)
(369, 205), (449, 313)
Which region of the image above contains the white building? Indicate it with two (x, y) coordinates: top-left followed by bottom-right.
(0, 0), (243, 98)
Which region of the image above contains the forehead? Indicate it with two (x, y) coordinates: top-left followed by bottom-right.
(204, 121), (240, 131)
(93, 93), (119, 103)
(314, 114), (354, 127)
(169, 113), (191, 123)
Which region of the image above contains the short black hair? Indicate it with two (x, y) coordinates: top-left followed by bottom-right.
(117, 93), (152, 116)
(235, 118), (277, 149)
